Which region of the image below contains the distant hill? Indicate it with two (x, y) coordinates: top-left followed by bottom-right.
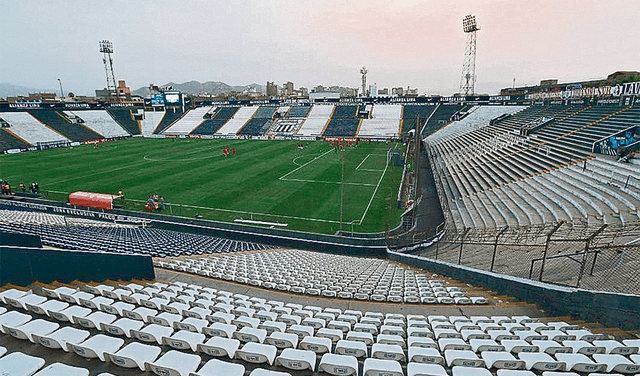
(0, 82), (58, 98)
(132, 81), (263, 97)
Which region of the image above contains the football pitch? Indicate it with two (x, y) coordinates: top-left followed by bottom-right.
(0, 138), (406, 234)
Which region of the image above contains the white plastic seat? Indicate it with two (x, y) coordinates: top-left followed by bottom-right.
(562, 340), (606, 355)
(99, 301), (134, 316)
(481, 351), (525, 369)
(408, 362), (448, 376)
(488, 329), (519, 341)
(150, 312), (182, 327)
(145, 350), (201, 376)
(592, 354), (640, 373)
(260, 321), (287, 335)
(73, 311), (116, 329)
(79, 296), (114, 310)
(60, 291), (94, 305)
(174, 317), (208, 333)
(207, 311), (234, 324)
(106, 342), (162, 371)
(0, 352), (45, 376)
(408, 346), (444, 364)
(555, 353), (607, 373)
(266, 331), (299, 349)
(377, 333), (406, 348)
(197, 336), (241, 358)
(451, 366), (493, 376)
(233, 316), (260, 329)
(123, 307), (157, 323)
(300, 336), (332, 354)
(101, 318), (144, 337)
(363, 358), (404, 376)
(247, 369), (292, 376)
(502, 339), (539, 353)
(462, 329), (490, 341)
(131, 324), (174, 344)
(437, 338), (470, 351)
(318, 327), (344, 342)
(444, 349), (485, 367)
(236, 342), (278, 365)
(593, 340), (638, 355)
(531, 340), (573, 355)
(234, 327), (268, 343)
(287, 324), (314, 340)
(434, 328), (462, 339)
(191, 358), (245, 376)
(276, 348), (317, 371)
(518, 352), (566, 371)
(68, 334), (125, 361)
(32, 362), (89, 376)
(4, 294), (46, 311)
(5, 319), (59, 342)
(347, 331), (374, 346)
(203, 322), (236, 338)
(380, 324), (405, 337)
(319, 353), (359, 376)
(354, 323), (378, 335)
(163, 330), (206, 352)
(372, 343), (405, 361)
(33, 326), (90, 351)
(0, 311), (32, 333)
(41, 286), (76, 299)
(495, 370), (536, 376)
(470, 339), (505, 352)
(409, 336), (437, 349)
(565, 329), (604, 342)
(25, 300), (68, 317)
(336, 339), (368, 358)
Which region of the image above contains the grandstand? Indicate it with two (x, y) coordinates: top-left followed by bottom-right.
(267, 106), (312, 135)
(216, 106), (259, 135)
(402, 104), (437, 135)
(27, 110), (103, 142)
(152, 108), (184, 134)
(323, 104), (361, 137)
(240, 106), (278, 136)
(0, 128), (29, 151)
(0, 111), (69, 145)
(164, 106), (213, 135)
(140, 109), (165, 136)
(64, 110), (129, 138)
(358, 104), (403, 138)
(296, 104), (335, 136)
(106, 108), (141, 135)
(191, 106), (240, 135)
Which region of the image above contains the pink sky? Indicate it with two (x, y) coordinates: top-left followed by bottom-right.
(1, 0), (639, 95)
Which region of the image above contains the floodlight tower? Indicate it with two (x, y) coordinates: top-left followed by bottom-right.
(360, 67), (368, 97)
(459, 15), (479, 96)
(99, 40), (117, 97)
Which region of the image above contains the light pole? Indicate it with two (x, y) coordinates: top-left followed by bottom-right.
(340, 148), (345, 232)
(57, 78), (64, 98)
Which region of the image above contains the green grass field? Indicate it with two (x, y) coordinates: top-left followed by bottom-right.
(0, 138), (405, 234)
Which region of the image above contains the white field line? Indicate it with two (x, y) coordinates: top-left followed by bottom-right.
(355, 154), (371, 170)
(279, 148), (334, 180)
(358, 148), (392, 225)
(282, 178), (375, 187)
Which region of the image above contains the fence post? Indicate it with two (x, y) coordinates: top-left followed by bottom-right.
(539, 221), (564, 281)
(458, 228), (469, 265)
(576, 224), (608, 288)
(490, 226), (508, 272)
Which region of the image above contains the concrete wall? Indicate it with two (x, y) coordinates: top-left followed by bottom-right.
(0, 246), (154, 286)
(389, 251), (640, 329)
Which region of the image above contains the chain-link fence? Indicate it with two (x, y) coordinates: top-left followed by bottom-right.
(411, 220), (640, 295)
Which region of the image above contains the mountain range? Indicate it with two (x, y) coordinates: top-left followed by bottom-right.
(0, 83), (58, 98)
(131, 81), (263, 97)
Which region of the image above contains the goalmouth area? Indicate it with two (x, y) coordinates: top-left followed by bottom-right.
(0, 138), (406, 234)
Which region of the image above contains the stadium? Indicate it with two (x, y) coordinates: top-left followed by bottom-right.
(1, 3), (640, 376)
